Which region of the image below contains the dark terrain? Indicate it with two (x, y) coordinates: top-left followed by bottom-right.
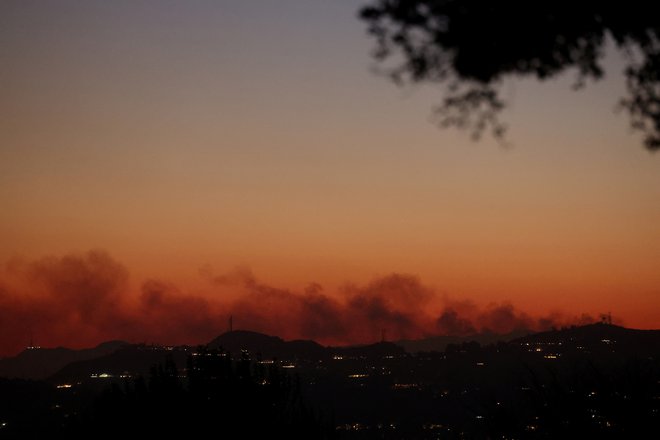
(1, 324), (659, 438)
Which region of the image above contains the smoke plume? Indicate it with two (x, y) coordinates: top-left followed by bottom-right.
(0, 251), (596, 356)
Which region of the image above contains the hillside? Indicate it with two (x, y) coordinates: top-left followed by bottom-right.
(0, 341), (127, 380)
(513, 323), (660, 356)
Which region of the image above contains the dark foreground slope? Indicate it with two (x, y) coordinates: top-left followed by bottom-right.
(2, 324), (660, 439)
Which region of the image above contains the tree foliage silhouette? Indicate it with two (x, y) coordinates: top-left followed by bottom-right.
(359, 0), (660, 150)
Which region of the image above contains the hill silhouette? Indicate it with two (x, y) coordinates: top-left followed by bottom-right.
(514, 323), (660, 356)
(3, 324), (660, 439)
(397, 328), (530, 352)
(0, 341), (127, 380)
(330, 340), (406, 359)
(208, 330), (327, 360)
(207, 330), (322, 359)
(48, 344), (188, 384)
(4, 325), (660, 384)
(209, 330), (405, 360)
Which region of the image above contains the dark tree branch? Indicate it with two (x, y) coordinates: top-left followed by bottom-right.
(360, 0), (660, 150)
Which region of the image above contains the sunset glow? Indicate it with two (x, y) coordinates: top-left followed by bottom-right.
(1, 1), (660, 356)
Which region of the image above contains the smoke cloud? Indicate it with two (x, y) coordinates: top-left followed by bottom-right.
(0, 251), (597, 356)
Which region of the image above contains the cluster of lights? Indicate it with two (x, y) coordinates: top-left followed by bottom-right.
(89, 373), (113, 378)
(393, 383), (419, 389)
(336, 423), (398, 431)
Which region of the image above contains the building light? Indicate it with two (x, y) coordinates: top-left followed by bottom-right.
(424, 423), (443, 430)
(393, 383), (419, 389)
(56, 384), (72, 389)
(336, 423), (367, 431)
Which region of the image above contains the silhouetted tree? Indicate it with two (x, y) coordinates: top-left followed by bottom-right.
(70, 350), (330, 439)
(360, 1), (660, 149)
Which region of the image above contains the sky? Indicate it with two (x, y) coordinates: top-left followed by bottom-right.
(1, 1), (660, 354)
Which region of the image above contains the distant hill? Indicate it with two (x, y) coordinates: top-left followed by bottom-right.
(48, 345), (189, 384)
(10, 324), (658, 384)
(47, 332), (406, 383)
(0, 341), (127, 380)
(330, 341), (406, 359)
(3, 331), (408, 383)
(208, 330), (328, 360)
(513, 323), (660, 356)
(396, 329), (530, 353)
(209, 330), (406, 360)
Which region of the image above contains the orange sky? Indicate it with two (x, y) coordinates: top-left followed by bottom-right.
(1, 0), (660, 349)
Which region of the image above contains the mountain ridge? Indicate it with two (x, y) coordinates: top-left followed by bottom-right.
(4, 324), (660, 381)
